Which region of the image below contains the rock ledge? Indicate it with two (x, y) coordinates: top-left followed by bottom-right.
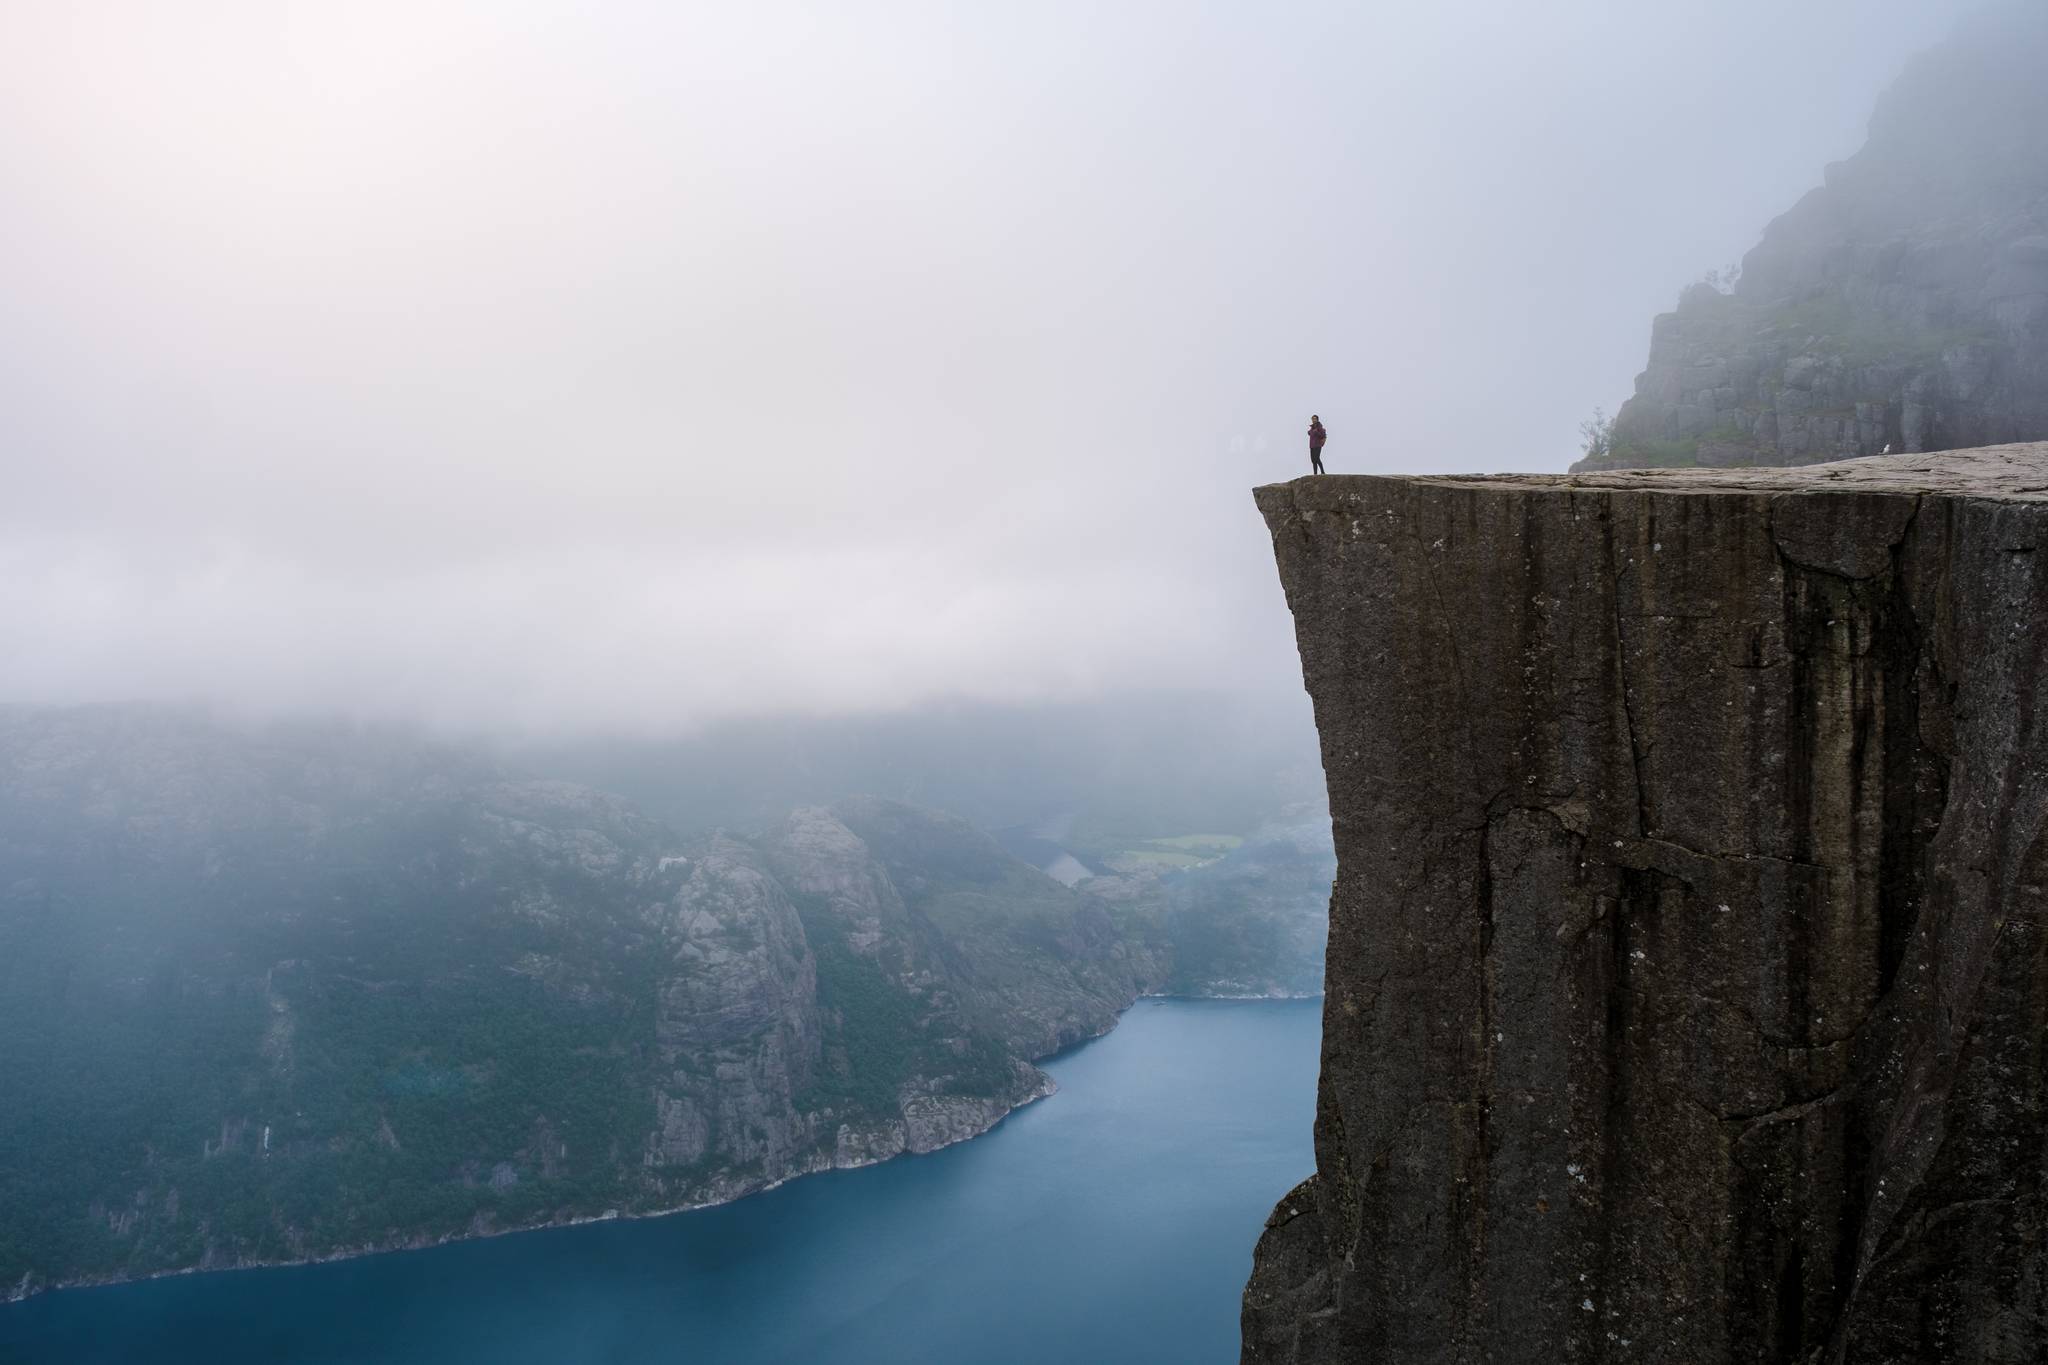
(1245, 443), (2048, 1363)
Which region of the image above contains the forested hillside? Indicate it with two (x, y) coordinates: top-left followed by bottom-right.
(0, 705), (1327, 1297)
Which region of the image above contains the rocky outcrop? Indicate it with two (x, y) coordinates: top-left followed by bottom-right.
(1580, 6), (2048, 472)
(644, 836), (822, 1178)
(1246, 447), (2048, 1362)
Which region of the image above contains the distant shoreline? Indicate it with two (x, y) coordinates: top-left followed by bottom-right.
(4, 992), (1320, 1307)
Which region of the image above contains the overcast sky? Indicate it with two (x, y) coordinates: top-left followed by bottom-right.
(0, 0), (1976, 733)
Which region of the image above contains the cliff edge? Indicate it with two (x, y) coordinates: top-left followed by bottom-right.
(1245, 445), (2048, 1363)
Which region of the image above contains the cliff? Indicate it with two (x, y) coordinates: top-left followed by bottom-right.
(1244, 446), (2048, 1363)
(1578, 6), (2048, 472)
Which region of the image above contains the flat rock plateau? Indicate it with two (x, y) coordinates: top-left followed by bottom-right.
(1244, 445), (2048, 1364)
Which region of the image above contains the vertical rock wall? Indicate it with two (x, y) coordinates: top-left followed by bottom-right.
(1244, 447), (2048, 1364)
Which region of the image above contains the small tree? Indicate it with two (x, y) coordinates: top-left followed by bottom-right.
(1699, 262), (1741, 296)
(1579, 407), (1616, 462)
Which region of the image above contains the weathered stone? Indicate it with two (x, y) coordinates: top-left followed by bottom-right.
(1245, 445), (2048, 1364)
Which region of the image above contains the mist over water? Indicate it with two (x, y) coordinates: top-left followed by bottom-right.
(0, 0), (1976, 734)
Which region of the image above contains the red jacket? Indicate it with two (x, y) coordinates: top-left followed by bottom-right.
(1308, 421), (1327, 449)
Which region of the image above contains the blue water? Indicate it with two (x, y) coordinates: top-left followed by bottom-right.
(0, 998), (1320, 1364)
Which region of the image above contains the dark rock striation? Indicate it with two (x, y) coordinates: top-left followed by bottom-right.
(1579, 6), (2048, 472)
(1245, 446), (2048, 1363)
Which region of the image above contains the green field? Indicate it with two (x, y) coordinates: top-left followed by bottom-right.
(1143, 834), (1243, 854)
(1100, 834), (1244, 874)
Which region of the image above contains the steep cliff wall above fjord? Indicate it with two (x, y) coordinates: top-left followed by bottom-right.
(1245, 446), (2048, 1363)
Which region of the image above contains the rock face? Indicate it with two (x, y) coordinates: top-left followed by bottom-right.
(1579, 6), (2048, 472)
(1245, 447), (2048, 1363)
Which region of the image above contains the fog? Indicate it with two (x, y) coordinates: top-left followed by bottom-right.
(0, 1), (1974, 733)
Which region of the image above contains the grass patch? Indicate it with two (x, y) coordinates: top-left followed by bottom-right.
(1098, 832), (1246, 875)
(1143, 834), (1244, 854)
(1107, 850), (1207, 872)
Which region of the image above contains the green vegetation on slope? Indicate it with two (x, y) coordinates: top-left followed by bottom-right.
(0, 709), (1329, 1295)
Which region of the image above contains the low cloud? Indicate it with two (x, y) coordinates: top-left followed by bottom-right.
(0, 0), (1972, 732)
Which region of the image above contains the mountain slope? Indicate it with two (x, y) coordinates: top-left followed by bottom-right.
(1580, 4), (2048, 471)
(0, 708), (1167, 1297)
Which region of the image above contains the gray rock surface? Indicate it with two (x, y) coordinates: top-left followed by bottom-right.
(1579, 6), (2048, 472)
(1245, 446), (2048, 1363)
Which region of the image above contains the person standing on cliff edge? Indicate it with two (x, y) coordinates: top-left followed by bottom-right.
(1307, 415), (1327, 474)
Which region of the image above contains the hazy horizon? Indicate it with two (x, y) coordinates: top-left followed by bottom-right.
(2, 0), (1977, 734)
